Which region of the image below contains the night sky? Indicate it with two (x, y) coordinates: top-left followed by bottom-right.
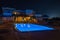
(0, 0), (60, 18)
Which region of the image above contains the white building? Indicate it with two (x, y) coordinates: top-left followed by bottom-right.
(2, 7), (16, 17)
(26, 9), (33, 15)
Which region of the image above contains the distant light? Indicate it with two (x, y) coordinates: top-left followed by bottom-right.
(14, 12), (17, 15)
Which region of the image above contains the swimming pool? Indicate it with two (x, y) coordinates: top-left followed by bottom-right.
(15, 23), (55, 32)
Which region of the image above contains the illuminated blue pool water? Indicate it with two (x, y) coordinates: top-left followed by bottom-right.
(15, 23), (55, 32)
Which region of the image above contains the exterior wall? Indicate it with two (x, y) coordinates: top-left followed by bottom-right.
(2, 7), (15, 17)
(26, 10), (33, 15)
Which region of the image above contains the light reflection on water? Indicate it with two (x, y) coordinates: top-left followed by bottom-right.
(15, 23), (55, 32)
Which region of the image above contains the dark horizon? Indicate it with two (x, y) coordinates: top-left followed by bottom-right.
(0, 0), (60, 18)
